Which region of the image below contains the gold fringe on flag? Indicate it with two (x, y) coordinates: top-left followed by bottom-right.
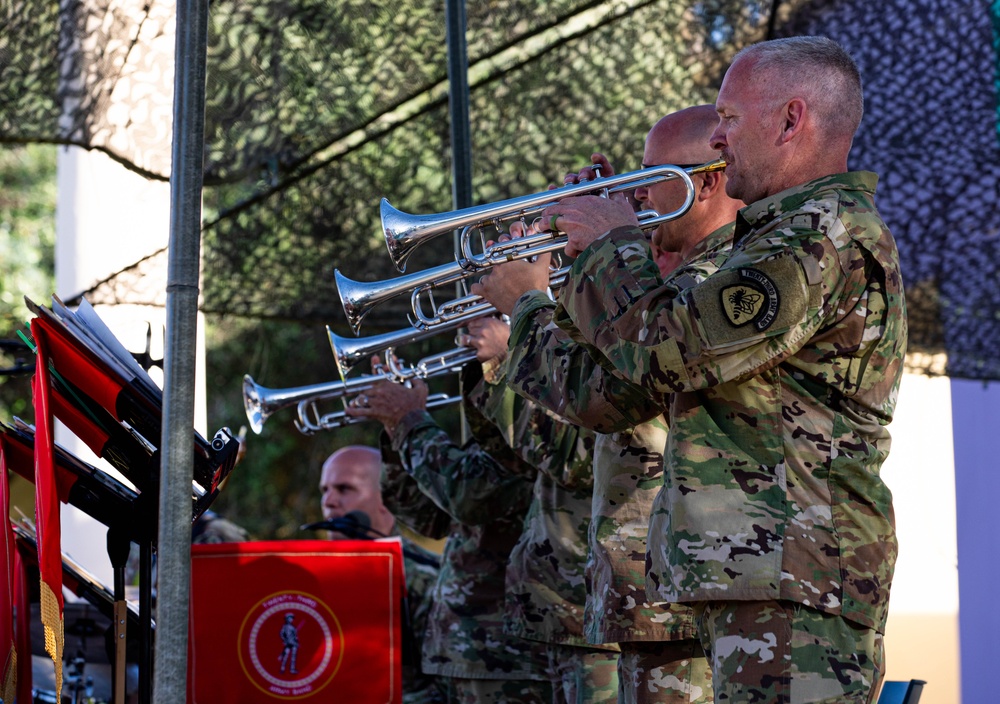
(1, 648), (15, 704)
(40, 580), (64, 700)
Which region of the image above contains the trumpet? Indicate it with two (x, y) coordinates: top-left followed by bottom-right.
(336, 262), (567, 335)
(295, 393), (458, 434)
(245, 343), (478, 434)
(328, 316), (478, 378)
(243, 373), (376, 435)
(293, 346), (477, 434)
(337, 160), (724, 333)
(381, 159), (725, 272)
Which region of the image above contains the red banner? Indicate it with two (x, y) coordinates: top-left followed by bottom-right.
(189, 540), (405, 704)
(30, 319), (65, 701)
(1, 440), (17, 704)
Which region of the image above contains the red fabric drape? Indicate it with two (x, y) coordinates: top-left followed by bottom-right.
(1, 440), (17, 703)
(31, 319), (64, 701)
(189, 540), (406, 704)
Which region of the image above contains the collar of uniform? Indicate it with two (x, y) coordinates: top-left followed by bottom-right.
(733, 171), (878, 245)
(681, 221), (735, 267)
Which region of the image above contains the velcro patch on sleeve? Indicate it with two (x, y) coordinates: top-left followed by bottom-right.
(693, 254), (808, 349)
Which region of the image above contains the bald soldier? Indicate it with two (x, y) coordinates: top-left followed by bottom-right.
(527, 37), (907, 702)
(319, 446), (445, 703)
(474, 105), (743, 703)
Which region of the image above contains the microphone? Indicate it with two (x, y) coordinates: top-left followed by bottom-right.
(300, 510), (384, 539)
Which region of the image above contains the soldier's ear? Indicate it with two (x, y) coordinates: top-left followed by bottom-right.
(698, 171), (724, 200)
(778, 98), (807, 143)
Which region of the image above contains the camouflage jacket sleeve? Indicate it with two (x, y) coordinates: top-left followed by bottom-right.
(470, 354), (597, 491)
(380, 434), (453, 541)
(389, 370), (536, 526)
(508, 223), (736, 433)
(507, 291), (663, 434)
(557, 177), (904, 419)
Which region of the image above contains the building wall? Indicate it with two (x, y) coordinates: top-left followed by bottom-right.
(55, 146), (206, 585)
(880, 371), (960, 704)
(951, 379), (1000, 704)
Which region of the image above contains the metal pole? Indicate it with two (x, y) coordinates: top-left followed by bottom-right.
(445, 0), (472, 441)
(445, 0), (473, 211)
(154, 0), (209, 698)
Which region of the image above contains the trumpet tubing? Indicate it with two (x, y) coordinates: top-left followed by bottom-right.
(295, 393), (460, 434)
(381, 159), (724, 271)
(243, 374), (376, 434)
(327, 320), (467, 378)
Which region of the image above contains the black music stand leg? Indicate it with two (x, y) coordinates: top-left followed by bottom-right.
(107, 526), (130, 704)
(139, 538), (153, 704)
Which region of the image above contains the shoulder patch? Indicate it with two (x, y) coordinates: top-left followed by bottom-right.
(692, 254), (809, 350)
(720, 268), (780, 331)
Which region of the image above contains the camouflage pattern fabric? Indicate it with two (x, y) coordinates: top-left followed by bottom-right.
(400, 535), (448, 704)
(555, 172), (907, 633)
(385, 367), (550, 681)
(696, 600), (884, 703)
(468, 365), (617, 650)
(445, 676), (553, 704)
(617, 640), (713, 704)
(382, 450), (454, 541)
(506, 224), (734, 648)
(544, 645), (621, 704)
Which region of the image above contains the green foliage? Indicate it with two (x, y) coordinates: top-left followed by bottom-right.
(204, 315), (462, 539)
(0, 145), (56, 328)
(0, 144), (56, 419)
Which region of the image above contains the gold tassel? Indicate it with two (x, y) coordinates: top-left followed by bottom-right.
(40, 581), (64, 701)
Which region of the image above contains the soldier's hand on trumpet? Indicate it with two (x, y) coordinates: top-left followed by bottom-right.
(562, 152), (615, 185)
(460, 316), (511, 363)
(559, 152), (639, 211)
(542, 195), (640, 258)
(470, 243), (552, 317)
(345, 355), (429, 439)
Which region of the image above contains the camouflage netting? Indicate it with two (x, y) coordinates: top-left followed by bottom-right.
(1, 0), (999, 378)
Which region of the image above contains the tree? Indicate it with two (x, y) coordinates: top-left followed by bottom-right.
(0, 144), (56, 418)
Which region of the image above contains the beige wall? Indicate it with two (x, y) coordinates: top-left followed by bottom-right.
(879, 370), (960, 704)
(55, 147), (205, 585)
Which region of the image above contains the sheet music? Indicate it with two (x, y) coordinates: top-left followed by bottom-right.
(52, 296), (162, 400)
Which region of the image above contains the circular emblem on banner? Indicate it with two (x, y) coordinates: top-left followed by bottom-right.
(238, 591), (344, 699)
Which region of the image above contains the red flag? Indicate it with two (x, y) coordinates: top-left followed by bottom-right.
(189, 540), (405, 704)
(1, 439), (17, 703)
(14, 548), (31, 704)
(31, 318), (65, 701)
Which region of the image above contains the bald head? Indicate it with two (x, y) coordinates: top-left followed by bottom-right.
(635, 104), (743, 262)
(646, 105), (722, 166)
(319, 445), (394, 537)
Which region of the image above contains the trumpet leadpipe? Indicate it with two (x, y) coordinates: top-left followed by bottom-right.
(381, 159), (722, 271)
(243, 374), (378, 434)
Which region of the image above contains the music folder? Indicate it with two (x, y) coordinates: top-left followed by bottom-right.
(24, 296), (241, 518)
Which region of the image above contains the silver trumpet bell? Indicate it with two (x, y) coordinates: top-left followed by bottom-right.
(381, 159), (723, 272)
(243, 374), (375, 434)
(326, 321), (468, 379)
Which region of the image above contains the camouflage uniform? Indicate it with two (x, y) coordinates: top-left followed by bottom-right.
(554, 173), (906, 701)
(381, 366), (552, 701)
(505, 225), (734, 704)
(470, 356), (621, 704)
(191, 510), (250, 543)
(400, 532), (447, 704)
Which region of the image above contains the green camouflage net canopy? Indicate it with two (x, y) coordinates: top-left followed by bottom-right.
(2, 0), (999, 379)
